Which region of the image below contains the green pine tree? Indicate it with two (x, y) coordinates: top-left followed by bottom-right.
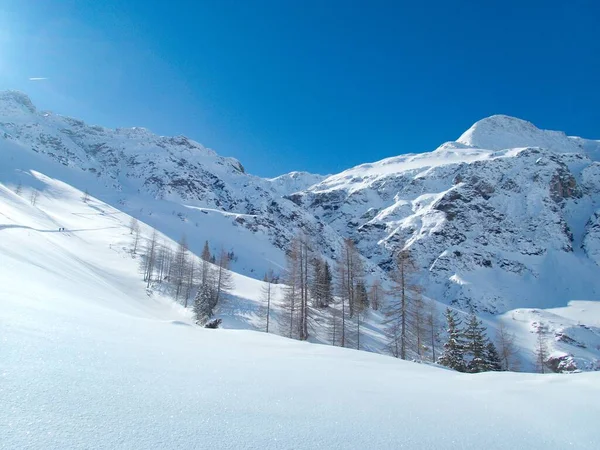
(464, 314), (488, 373)
(484, 341), (502, 371)
(438, 308), (466, 372)
(193, 282), (214, 325)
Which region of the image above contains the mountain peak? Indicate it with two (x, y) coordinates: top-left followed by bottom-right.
(457, 114), (585, 153)
(0, 90), (36, 114)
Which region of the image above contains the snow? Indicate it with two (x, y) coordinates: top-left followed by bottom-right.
(1, 180), (600, 449)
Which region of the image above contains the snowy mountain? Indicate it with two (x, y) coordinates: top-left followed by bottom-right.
(1, 173), (599, 449)
(0, 90), (346, 279)
(1, 90), (600, 371)
(291, 115), (600, 314)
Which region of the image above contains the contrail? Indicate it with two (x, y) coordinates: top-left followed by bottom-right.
(29, 77), (48, 81)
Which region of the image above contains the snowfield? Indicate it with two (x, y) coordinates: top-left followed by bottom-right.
(1, 91), (600, 448)
(1, 158), (600, 449)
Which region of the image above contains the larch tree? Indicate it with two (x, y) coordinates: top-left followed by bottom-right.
(131, 221), (141, 255)
(182, 257), (197, 305)
(336, 238), (363, 348)
(129, 217), (139, 235)
(296, 236), (312, 341)
(260, 270), (275, 333)
(212, 248), (234, 309)
(155, 243), (173, 283)
(410, 291), (426, 359)
(141, 230), (159, 288)
(496, 322), (519, 371)
(354, 279), (369, 350)
(535, 326), (549, 374)
(425, 298), (440, 362)
(369, 279), (383, 311)
(30, 189), (39, 206)
(280, 241), (300, 339)
(384, 249), (420, 360)
(171, 235), (189, 304)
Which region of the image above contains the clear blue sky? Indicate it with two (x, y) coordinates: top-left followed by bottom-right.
(1, 0), (598, 177)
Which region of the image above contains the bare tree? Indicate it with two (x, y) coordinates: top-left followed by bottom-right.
(30, 189), (39, 206)
(425, 298), (440, 362)
(183, 257), (197, 304)
(297, 236), (312, 341)
(384, 249), (420, 360)
(355, 280), (369, 350)
(171, 235), (189, 304)
(280, 241), (300, 339)
(212, 248), (234, 307)
(81, 189), (89, 203)
(535, 326), (549, 374)
(411, 291), (426, 358)
(336, 239), (363, 347)
(15, 181), (22, 196)
(129, 217), (139, 235)
(141, 230), (158, 288)
(131, 221), (141, 255)
(496, 322), (519, 371)
(260, 270), (274, 333)
(369, 279), (383, 311)
(155, 243), (172, 283)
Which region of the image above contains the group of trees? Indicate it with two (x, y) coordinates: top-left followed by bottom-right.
(276, 237), (437, 356)
(278, 236), (373, 348)
(382, 250), (440, 361)
(131, 215), (525, 373)
(193, 241), (234, 325)
(131, 217), (234, 325)
(437, 309), (519, 373)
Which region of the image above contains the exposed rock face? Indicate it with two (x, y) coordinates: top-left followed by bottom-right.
(291, 118), (600, 313)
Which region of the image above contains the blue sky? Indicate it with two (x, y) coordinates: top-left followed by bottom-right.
(1, 0), (598, 177)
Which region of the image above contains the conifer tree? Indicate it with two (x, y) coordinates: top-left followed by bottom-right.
(438, 308), (466, 372)
(201, 240), (211, 262)
(484, 341), (502, 371)
(464, 314), (489, 373)
(193, 282), (214, 325)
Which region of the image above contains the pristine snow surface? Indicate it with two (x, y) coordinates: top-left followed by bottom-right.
(2, 181), (600, 450)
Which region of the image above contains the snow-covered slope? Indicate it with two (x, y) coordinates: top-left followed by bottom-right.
(1, 90), (600, 372)
(2, 176), (599, 449)
(0, 91), (346, 279)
